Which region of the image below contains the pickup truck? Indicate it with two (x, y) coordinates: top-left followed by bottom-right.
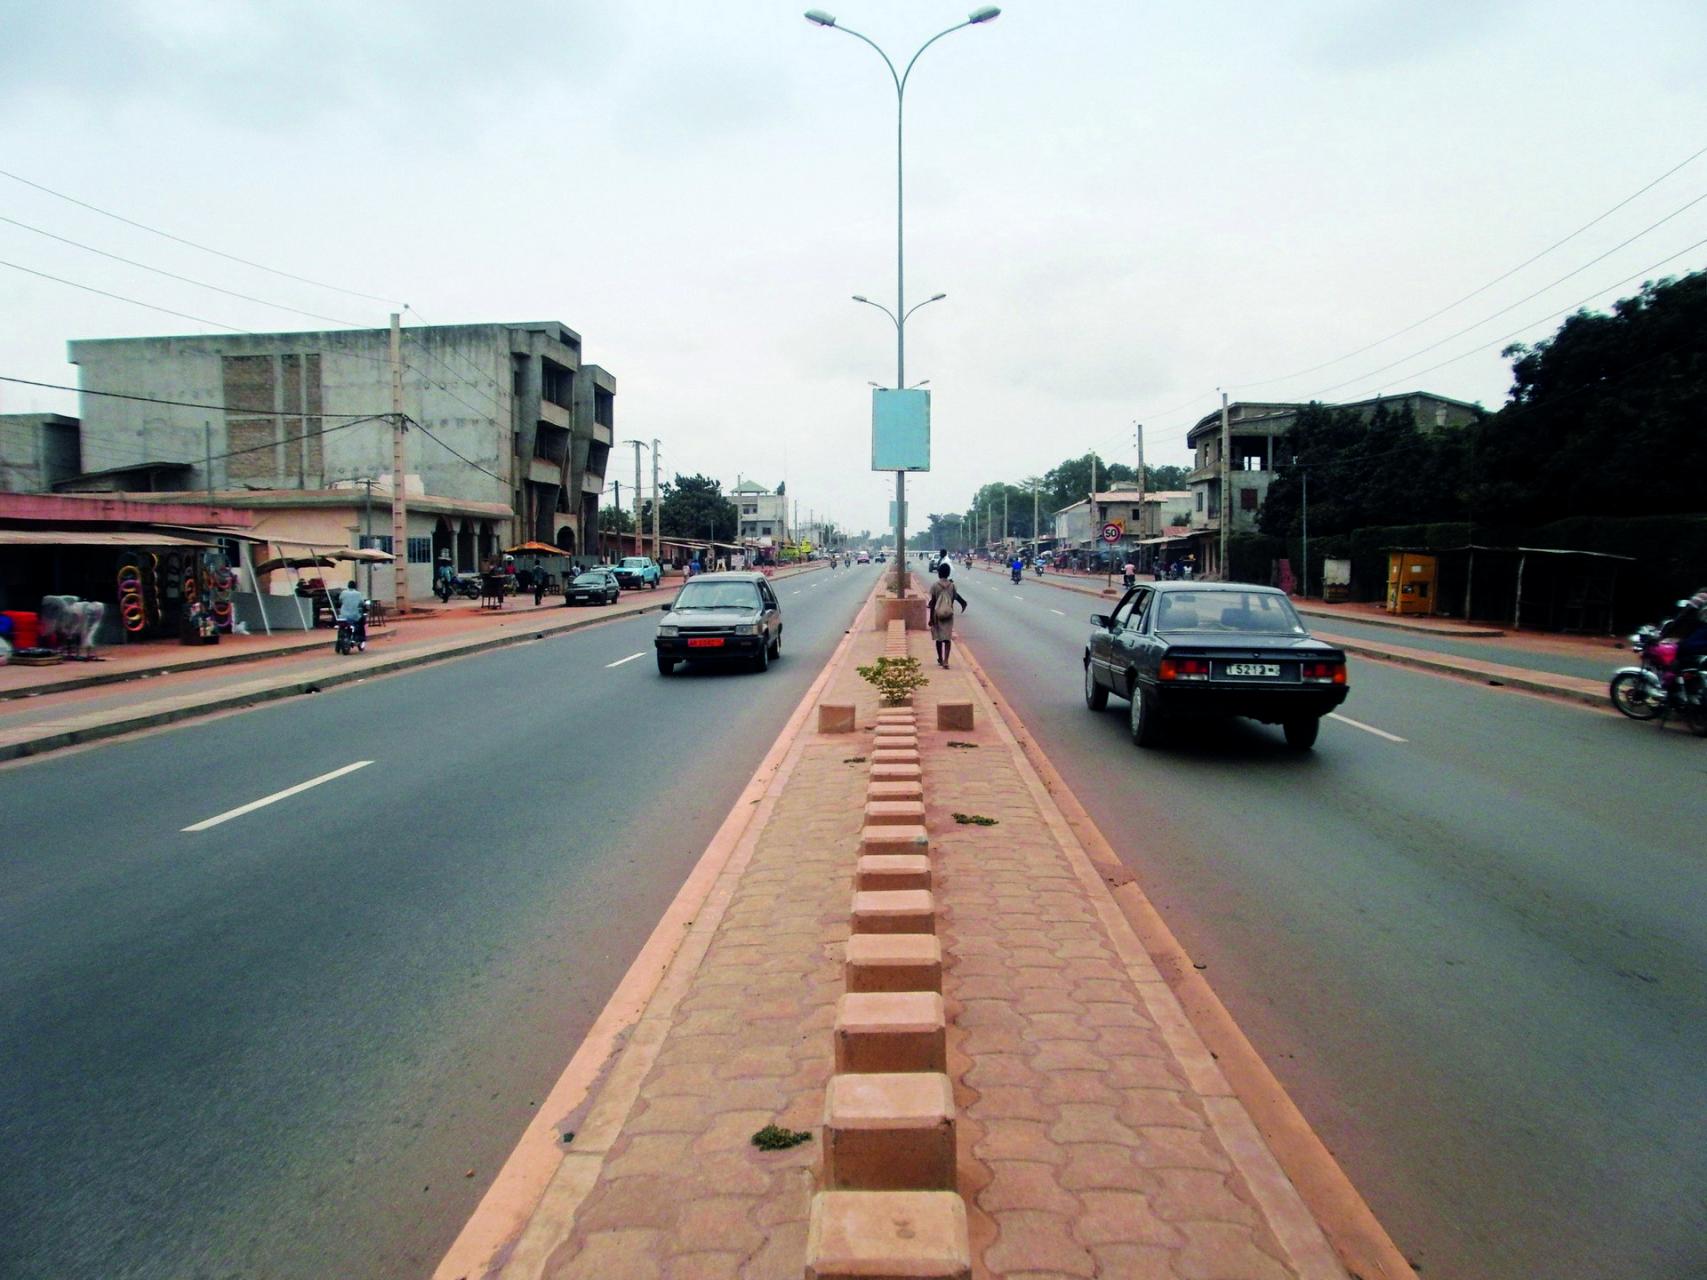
(611, 556), (662, 590)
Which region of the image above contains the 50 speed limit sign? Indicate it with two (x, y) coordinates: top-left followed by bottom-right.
(1100, 521), (1125, 543)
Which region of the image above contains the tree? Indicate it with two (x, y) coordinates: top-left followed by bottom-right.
(659, 473), (738, 542)
(1041, 454), (1136, 512)
(598, 506), (634, 533)
(1148, 464), (1190, 491)
(1473, 270), (1707, 523)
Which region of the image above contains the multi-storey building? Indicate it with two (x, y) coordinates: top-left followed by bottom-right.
(62, 321), (615, 599)
(1184, 391), (1480, 577)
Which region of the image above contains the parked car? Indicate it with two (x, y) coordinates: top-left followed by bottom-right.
(611, 556), (662, 590)
(1084, 582), (1348, 750)
(565, 569), (620, 606)
(655, 572), (783, 675)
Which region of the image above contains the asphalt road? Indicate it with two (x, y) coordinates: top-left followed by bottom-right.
(949, 568), (1707, 1280)
(0, 563), (879, 1280)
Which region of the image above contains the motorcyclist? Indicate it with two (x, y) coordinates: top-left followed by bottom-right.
(336, 579), (368, 651)
(1663, 590), (1707, 671)
(435, 551), (455, 601)
(1010, 555), (1023, 584)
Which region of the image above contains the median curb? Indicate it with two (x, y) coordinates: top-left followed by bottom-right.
(0, 563), (830, 763)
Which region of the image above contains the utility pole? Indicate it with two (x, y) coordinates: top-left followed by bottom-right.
(1219, 391), (1231, 582)
(622, 439), (646, 560)
(1002, 488), (1009, 554)
(1135, 422), (1146, 573)
(650, 438), (661, 561)
(1032, 482), (1040, 562)
(1090, 451), (1099, 569)
(1300, 467), (1310, 600)
(362, 477), (375, 594)
(390, 313), (408, 610)
(203, 421), (214, 515)
(610, 480), (620, 561)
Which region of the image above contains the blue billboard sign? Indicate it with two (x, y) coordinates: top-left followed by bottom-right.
(871, 388), (931, 472)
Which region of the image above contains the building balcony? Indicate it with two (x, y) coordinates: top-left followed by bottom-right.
(538, 399), (570, 431)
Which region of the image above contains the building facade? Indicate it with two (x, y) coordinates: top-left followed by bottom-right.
(1184, 391), (1480, 577)
(0, 413), (82, 492)
(65, 320), (615, 565)
(732, 480), (788, 546)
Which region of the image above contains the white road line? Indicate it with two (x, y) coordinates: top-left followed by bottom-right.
(1049, 608), (1065, 616)
(1013, 593), (1023, 599)
(1327, 712), (1408, 743)
(183, 761), (373, 832)
(605, 651), (647, 668)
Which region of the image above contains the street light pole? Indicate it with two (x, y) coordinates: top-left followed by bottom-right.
(808, 5), (1000, 597)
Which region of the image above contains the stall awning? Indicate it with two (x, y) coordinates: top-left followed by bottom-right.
(0, 529), (216, 547)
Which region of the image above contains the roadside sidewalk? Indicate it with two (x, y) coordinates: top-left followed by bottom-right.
(0, 563), (826, 762)
(969, 561), (1610, 707)
(440, 576), (1396, 1279)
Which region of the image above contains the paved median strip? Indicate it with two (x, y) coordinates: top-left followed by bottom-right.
(183, 760), (372, 832)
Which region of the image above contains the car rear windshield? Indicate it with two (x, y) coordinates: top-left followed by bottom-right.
(1154, 591), (1305, 634)
(676, 582), (761, 610)
(572, 573), (607, 585)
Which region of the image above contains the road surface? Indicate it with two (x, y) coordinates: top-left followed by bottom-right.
(951, 568), (1707, 1280)
(0, 564), (879, 1279)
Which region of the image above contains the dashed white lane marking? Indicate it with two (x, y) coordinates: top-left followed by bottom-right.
(1013, 593), (1023, 599)
(1049, 608), (1065, 616)
(605, 651), (647, 668)
(1327, 712), (1407, 743)
(184, 761), (373, 832)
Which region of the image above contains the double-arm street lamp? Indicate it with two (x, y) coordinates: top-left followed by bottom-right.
(806, 5), (1000, 597)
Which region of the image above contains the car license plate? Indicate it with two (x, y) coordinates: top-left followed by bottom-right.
(687, 637), (724, 648)
(1225, 662), (1280, 677)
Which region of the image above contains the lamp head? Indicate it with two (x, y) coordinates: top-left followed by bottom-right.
(851, 294), (869, 303)
(804, 9), (837, 26)
(968, 5), (1001, 22)
(928, 292), (947, 302)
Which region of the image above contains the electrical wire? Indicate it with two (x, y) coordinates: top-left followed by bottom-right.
(0, 166), (403, 305)
(0, 373), (390, 419)
(410, 417), (507, 486)
(1240, 141), (1707, 388)
(0, 215), (367, 328)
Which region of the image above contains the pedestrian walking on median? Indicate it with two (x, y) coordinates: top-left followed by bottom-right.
(929, 561), (967, 668)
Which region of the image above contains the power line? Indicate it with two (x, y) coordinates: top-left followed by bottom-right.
(410, 417), (507, 486)
(1306, 189), (1707, 400)
(0, 373), (390, 419)
(1241, 141), (1707, 389)
(0, 167), (403, 306)
(0, 215), (367, 328)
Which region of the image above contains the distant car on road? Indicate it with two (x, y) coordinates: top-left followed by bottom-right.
(565, 569), (620, 606)
(856, 551), (871, 564)
(1084, 582), (1347, 750)
(611, 556), (661, 590)
(655, 572), (783, 675)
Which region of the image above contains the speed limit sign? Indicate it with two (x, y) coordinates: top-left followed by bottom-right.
(1100, 521), (1124, 543)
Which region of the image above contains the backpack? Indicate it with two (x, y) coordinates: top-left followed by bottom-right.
(932, 585), (955, 621)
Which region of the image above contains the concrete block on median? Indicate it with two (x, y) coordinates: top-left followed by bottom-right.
(861, 824), (929, 856)
(844, 933), (942, 994)
(870, 762), (922, 783)
(851, 888), (936, 935)
(856, 854), (932, 893)
(864, 799), (926, 827)
(867, 780), (924, 804)
(817, 703), (857, 734)
(823, 1072), (956, 1191)
(935, 702), (974, 731)
(806, 1191), (970, 1280)
(833, 992), (948, 1073)
(871, 748), (920, 766)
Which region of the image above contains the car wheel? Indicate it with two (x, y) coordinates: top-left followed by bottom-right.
(657, 652), (676, 675)
(1084, 657), (1108, 710)
(769, 629), (781, 659)
(1128, 681), (1161, 747)
(753, 639), (770, 673)
(1282, 717), (1320, 750)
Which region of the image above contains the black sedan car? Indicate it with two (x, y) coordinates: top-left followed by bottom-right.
(564, 569), (620, 606)
(654, 572), (782, 674)
(1084, 582), (1348, 749)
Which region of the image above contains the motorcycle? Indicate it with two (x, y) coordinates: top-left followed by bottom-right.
(1609, 618), (1707, 734)
(1010, 565), (1022, 584)
(1034, 561), (1044, 577)
(334, 604), (368, 655)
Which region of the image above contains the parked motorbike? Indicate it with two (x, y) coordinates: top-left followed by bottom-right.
(1609, 618), (1707, 734)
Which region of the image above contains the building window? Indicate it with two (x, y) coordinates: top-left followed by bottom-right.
(1195, 491), (1203, 511)
(1240, 488), (1257, 511)
(360, 534), (393, 554)
(408, 536), (433, 564)
(742, 504), (758, 515)
(761, 525), (773, 535)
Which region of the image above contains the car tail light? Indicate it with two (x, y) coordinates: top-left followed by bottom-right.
(1159, 656), (1211, 681)
(1302, 659), (1346, 684)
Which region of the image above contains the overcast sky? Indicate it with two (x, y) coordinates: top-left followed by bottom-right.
(2, 0), (1704, 536)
